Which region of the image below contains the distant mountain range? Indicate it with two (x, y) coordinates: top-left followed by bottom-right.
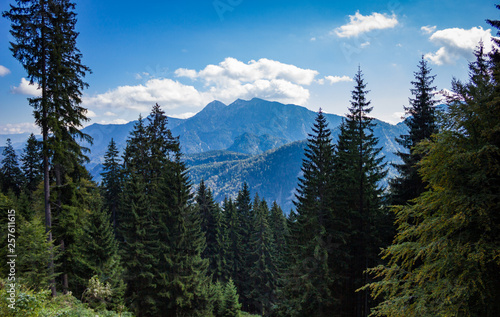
(1, 98), (408, 211)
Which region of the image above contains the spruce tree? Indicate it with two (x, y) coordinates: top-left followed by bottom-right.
(366, 42), (500, 317)
(390, 57), (438, 205)
(223, 197), (244, 286)
(248, 198), (278, 316)
(333, 67), (387, 316)
(21, 133), (43, 194)
(3, 0), (91, 296)
(77, 207), (125, 311)
(196, 180), (226, 281)
(101, 138), (122, 232)
(1, 138), (24, 196)
(235, 183), (253, 310)
(120, 115), (159, 315)
(280, 110), (339, 316)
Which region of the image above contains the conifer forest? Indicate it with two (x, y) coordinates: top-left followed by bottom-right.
(0, 1), (499, 316)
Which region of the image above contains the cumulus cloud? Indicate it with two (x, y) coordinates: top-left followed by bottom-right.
(98, 119), (130, 125)
(11, 78), (42, 96)
(324, 75), (353, 84)
(104, 111), (117, 116)
(334, 11), (398, 38)
(83, 78), (205, 112)
(0, 65), (11, 77)
(176, 57), (319, 86)
(84, 57), (323, 119)
(424, 26), (493, 65)
(170, 112), (197, 119)
(421, 25), (436, 34)
(0, 122), (38, 134)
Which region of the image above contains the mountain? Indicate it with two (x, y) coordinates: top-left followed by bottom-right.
(187, 141), (307, 212)
(1, 98), (407, 210)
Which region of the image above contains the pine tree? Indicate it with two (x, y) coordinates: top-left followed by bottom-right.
(76, 207), (125, 311)
(280, 110), (339, 316)
(3, 0), (92, 296)
(21, 133), (43, 194)
(196, 180), (226, 281)
(221, 279), (242, 317)
(333, 67), (387, 316)
(366, 43), (500, 317)
(390, 57), (438, 205)
(101, 138), (122, 232)
(248, 198), (278, 316)
(235, 183), (253, 310)
(1, 138), (24, 196)
(223, 197), (243, 284)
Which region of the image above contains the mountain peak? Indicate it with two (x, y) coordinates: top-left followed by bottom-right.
(204, 100), (226, 111)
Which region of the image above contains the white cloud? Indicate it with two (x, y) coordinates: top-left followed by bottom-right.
(361, 41), (371, 48)
(421, 25), (436, 34)
(170, 112), (196, 119)
(0, 122), (38, 134)
(104, 111), (117, 116)
(83, 78), (205, 112)
(324, 75), (353, 84)
(98, 119), (130, 125)
(334, 11), (398, 38)
(84, 57), (321, 117)
(176, 57), (319, 86)
(11, 78), (42, 96)
(85, 109), (97, 118)
(424, 26), (493, 65)
(0, 65), (11, 77)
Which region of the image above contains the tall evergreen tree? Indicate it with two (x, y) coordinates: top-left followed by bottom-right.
(1, 138), (24, 196)
(280, 110), (339, 316)
(366, 43), (500, 317)
(196, 180), (226, 281)
(333, 67), (387, 316)
(390, 57), (438, 205)
(3, 0), (91, 295)
(101, 138), (122, 232)
(248, 198), (278, 316)
(120, 104), (212, 316)
(21, 133), (43, 194)
(235, 183), (253, 310)
(77, 207), (125, 311)
(223, 197), (243, 285)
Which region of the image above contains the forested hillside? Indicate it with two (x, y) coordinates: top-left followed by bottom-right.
(0, 1), (499, 317)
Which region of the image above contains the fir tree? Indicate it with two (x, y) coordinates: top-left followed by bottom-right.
(390, 57), (438, 205)
(366, 42), (500, 317)
(21, 133), (43, 194)
(3, 0), (92, 296)
(221, 279), (242, 317)
(333, 67), (387, 316)
(248, 198), (278, 316)
(1, 138), (24, 196)
(223, 197), (244, 287)
(280, 110), (339, 316)
(76, 207), (125, 310)
(235, 183), (253, 310)
(196, 180), (226, 281)
(101, 138), (122, 232)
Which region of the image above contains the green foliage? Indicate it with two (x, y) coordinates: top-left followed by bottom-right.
(280, 110), (339, 316)
(100, 138), (122, 232)
(390, 57), (438, 205)
(20, 133), (43, 195)
(17, 214), (57, 290)
(220, 279), (242, 317)
(366, 43), (500, 317)
(1, 139), (24, 196)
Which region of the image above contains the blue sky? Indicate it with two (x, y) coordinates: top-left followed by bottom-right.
(0, 0), (497, 134)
